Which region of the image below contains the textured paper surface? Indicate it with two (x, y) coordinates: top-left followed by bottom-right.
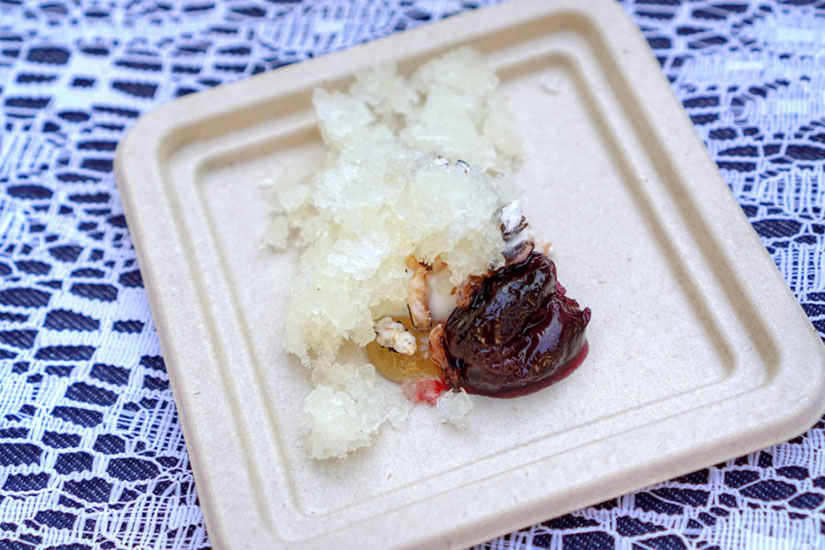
(114, 1), (825, 547)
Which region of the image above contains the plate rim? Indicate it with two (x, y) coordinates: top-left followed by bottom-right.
(114, 0), (825, 547)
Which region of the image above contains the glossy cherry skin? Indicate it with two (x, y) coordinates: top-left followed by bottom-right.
(443, 251), (590, 397)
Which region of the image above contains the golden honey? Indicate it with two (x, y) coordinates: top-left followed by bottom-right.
(366, 317), (442, 383)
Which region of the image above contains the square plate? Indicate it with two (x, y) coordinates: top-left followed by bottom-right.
(115, 0), (825, 547)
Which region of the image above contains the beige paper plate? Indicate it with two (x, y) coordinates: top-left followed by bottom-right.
(114, 0), (825, 547)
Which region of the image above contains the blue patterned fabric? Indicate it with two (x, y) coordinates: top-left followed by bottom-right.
(0, 1), (823, 548)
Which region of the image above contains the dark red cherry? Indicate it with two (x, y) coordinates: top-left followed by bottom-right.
(443, 251), (590, 397)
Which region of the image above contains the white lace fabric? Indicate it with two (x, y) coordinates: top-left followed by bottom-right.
(0, 1), (823, 549)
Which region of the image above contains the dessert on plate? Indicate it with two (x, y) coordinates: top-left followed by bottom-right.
(266, 48), (590, 459)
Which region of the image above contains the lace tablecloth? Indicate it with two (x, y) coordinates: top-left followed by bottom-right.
(1, 1), (824, 548)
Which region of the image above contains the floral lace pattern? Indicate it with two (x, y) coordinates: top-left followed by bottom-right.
(0, 1), (823, 548)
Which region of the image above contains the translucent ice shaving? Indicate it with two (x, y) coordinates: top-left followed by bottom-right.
(267, 48), (520, 459)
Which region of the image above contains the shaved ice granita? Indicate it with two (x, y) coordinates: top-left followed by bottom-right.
(265, 48), (591, 460)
